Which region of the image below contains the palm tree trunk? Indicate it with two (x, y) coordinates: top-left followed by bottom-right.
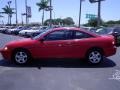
(8, 15), (9, 25)
(10, 14), (12, 26)
(42, 9), (44, 25)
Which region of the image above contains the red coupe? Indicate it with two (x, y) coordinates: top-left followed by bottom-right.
(0, 27), (117, 65)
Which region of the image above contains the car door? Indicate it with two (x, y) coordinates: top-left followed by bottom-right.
(62, 30), (95, 58)
(35, 30), (68, 58)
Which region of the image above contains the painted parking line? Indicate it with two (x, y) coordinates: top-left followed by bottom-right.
(109, 70), (120, 81)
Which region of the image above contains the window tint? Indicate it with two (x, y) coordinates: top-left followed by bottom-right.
(65, 30), (74, 40)
(45, 30), (66, 41)
(73, 31), (92, 39)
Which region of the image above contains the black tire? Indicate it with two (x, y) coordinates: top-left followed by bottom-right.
(12, 49), (31, 65)
(86, 49), (103, 65)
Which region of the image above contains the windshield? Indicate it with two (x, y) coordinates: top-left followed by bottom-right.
(95, 28), (113, 35)
(32, 29), (51, 40)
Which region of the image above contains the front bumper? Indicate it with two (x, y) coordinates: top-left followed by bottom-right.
(105, 46), (117, 57)
(0, 48), (11, 61)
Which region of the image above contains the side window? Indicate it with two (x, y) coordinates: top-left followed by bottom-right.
(65, 30), (74, 40)
(44, 30), (66, 41)
(73, 31), (93, 39)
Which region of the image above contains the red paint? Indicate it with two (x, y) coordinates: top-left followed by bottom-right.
(0, 27), (117, 61)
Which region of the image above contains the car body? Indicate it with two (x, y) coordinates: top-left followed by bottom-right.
(0, 27), (117, 65)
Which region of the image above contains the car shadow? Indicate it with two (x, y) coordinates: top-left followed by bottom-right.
(0, 58), (116, 69)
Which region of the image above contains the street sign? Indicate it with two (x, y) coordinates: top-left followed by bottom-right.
(86, 14), (97, 19)
(89, 0), (105, 3)
(27, 6), (32, 18)
(45, 6), (53, 11)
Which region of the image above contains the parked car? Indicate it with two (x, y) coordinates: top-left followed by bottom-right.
(4, 26), (16, 34)
(11, 26), (31, 35)
(0, 27), (7, 33)
(81, 27), (97, 33)
(18, 27), (32, 36)
(0, 27), (116, 65)
(23, 27), (41, 37)
(96, 27), (120, 46)
(19, 26), (49, 37)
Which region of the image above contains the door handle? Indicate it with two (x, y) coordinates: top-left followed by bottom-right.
(58, 44), (62, 47)
(67, 42), (72, 45)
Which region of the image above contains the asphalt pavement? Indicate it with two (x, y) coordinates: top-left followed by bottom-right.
(0, 33), (120, 90)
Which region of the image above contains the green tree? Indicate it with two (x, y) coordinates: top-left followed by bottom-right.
(44, 17), (75, 26)
(36, 0), (49, 25)
(44, 18), (63, 25)
(62, 17), (75, 25)
(2, 5), (14, 25)
(106, 20), (116, 25)
(87, 18), (103, 27)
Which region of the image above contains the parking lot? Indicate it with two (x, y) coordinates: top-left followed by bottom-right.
(0, 33), (120, 90)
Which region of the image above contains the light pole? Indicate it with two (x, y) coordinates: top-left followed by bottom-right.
(21, 13), (24, 25)
(97, 0), (101, 27)
(89, 0), (104, 27)
(15, 0), (18, 25)
(25, 0), (28, 25)
(78, 0), (83, 28)
(50, 0), (52, 27)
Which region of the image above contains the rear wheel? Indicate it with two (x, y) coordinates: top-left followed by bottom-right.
(12, 49), (31, 65)
(86, 49), (103, 65)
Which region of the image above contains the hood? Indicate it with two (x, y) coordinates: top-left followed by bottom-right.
(6, 38), (36, 47)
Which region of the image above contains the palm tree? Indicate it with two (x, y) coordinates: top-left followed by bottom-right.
(2, 5), (14, 25)
(36, 0), (49, 25)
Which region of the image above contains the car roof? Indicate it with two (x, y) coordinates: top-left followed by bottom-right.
(51, 27), (99, 37)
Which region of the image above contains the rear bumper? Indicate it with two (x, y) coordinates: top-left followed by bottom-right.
(104, 46), (117, 57)
(0, 48), (11, 61)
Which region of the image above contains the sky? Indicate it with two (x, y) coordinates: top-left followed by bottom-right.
(0, 0), (120, 25)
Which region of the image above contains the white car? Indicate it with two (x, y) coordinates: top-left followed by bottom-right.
(0, 28), (7, 33)
(19, 28), (32, 36)
(18, 27), (39, 36)
(5, 26), (17, 34)
(81, 27), (97, 33)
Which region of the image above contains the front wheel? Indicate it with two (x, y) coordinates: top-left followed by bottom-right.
(86, 50), (103, 65)
(12, 49), (31, 65)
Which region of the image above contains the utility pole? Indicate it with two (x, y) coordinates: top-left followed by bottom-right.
(97, 0), (101, 27)
(78, 0), (82, 28)
(89, 0), (104, 27)
(25, 0), (28, 25)
(21, 13), (24, 25)
(15, 0), (18, 25)
(50, 0), (52, 27)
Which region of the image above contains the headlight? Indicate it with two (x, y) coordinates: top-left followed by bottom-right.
(112, 41), (115, 45)
(4, 46), (8, 51)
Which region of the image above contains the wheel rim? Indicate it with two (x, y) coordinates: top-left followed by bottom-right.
(15, 51), (28, 64)
(89, 51), (102, 64)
